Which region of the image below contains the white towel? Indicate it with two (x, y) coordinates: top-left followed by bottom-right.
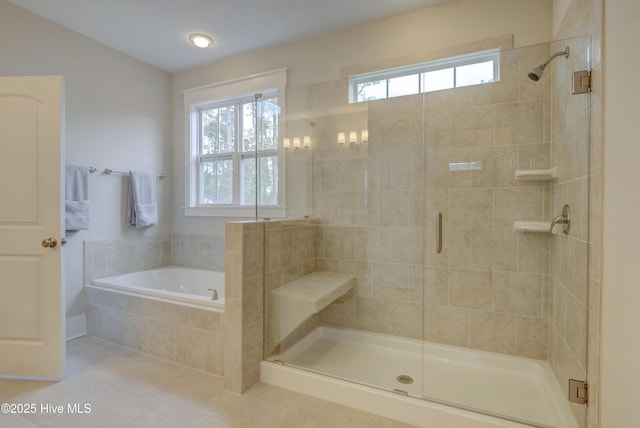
(126, 171), (157, 228)
(65, 165), (90, 231)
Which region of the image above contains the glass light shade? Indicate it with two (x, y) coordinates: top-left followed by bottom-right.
(361, 129), (369, 143)
(293, 137), (301, 148)
(283, 137), (291, 149)
(337, 132), (346, 145)
(303, 136), (311, 148)
(349, 131), (357, 144)
(189, 34), (213, 48)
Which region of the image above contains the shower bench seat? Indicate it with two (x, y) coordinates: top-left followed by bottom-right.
(270, 271), (356, 345)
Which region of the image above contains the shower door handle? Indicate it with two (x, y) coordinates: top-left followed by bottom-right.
(436, 212), (443, 254)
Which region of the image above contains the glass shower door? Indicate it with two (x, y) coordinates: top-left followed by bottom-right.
(421, 38), (591, 428)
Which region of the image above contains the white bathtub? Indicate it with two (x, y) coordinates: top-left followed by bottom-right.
(91, 266), (225, 312)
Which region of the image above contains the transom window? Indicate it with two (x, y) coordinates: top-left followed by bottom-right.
(350, 49), (499, 103)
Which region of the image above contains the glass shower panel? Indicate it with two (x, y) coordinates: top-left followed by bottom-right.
(422, 38), (590, 428)
(263, 36), (590, 428)
(264, 77), (428, 398)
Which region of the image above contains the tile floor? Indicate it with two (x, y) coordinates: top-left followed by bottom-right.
(0, 336), (417, 428)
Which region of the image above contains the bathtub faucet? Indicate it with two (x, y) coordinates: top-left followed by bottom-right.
(207, 288), (219, 301)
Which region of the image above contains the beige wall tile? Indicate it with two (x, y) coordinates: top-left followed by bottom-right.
(451, 105), (495, 148)
(493, 271), (543, 317)
(469, 311), (516, 355)
(425, 305), (469, 347)
(471, 145), (517, 188)
(566, 294), (588, 370)
(516, 316), (548, 360)
(355, 296), (389, 334)
(495, 100), (544, 145)
(205, 332), (224, 376)
(188, 309), (222, 333)
(176, 325), (206, 370)
(471, 78), (518, 106)
(449, 268), (492, 311)
(423, 267), (448, 305)
(516, 233), (549, 274)
(470, 230), (517, 271)
(494, 187), (545, 229)
(148, 319), (176, 361)
(425, 110), (451, 150)
(448, 189), (494, 229)
(389, 301), (423, 339)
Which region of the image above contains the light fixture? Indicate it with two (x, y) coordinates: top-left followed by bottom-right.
(337, 130), (368, 148)
(293, 137), (301, 149)
(189, 34), (213, 48)
(361, 129), (369, 144)
(303, 136), (311, 149)
(283, 138), (291, 149)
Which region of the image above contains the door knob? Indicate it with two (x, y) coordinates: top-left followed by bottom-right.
(42, 238), (58, 248)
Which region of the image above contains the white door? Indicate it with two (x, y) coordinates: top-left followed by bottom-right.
(0, 76), (64, 379)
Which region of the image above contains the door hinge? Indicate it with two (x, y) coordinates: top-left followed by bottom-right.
(572, 70), (591, 94)
(569, 379), (588, 404)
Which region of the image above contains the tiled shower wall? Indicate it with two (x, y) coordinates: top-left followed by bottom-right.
(264, 219), (319, 355)
(310, 38), (554, 359)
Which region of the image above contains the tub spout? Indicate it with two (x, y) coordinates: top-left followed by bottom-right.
(208, 288), (219, 300)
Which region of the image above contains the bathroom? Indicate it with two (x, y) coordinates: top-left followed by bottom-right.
(1, 0), (637, 426)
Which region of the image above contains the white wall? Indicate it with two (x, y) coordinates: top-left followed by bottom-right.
(601, 1), (640, 426)
(171, 0), (553, 237)
(0, 1), (171, 328)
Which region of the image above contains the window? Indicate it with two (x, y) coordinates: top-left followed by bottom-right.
(350, 49), (499, 103)
(183, 69), (287, 217)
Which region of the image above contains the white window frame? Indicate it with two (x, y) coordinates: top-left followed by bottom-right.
(349, 49), (500, 103)
(183, 69), (287, 218)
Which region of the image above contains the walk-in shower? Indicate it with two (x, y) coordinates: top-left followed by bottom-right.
(261, 36), (592, 428)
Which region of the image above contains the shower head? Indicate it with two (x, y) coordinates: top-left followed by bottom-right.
(528, 47), (570, 81)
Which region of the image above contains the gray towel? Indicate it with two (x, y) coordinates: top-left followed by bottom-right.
(65, 165), (90, 231)
(126, 171), (157, 228)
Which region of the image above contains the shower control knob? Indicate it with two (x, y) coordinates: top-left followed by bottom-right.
(41, 237), (58, 248)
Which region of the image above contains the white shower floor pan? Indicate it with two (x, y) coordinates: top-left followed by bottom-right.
(262, 326), (577, 428)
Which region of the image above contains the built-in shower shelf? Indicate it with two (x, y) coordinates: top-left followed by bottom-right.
(514, 221), (551, 233)
(514, 167), (557, 181)
(270, 271), (356, 347)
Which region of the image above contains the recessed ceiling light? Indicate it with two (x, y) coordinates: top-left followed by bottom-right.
(189, 34), (213, 48)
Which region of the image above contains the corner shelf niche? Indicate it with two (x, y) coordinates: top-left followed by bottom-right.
(270, 271), (356, 347)
(514, 167), (557, 181)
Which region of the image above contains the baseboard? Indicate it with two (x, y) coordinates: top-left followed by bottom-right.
(66, 314), (86, 341)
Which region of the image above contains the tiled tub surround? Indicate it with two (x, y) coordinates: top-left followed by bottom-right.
(310, 40), (554, 360)
(83, 234), (227, 381)
(83, 234), (225, 283)
(83, 236), (172, 282)
(171, 233), (225, 271)
(84, 285), (224, 376)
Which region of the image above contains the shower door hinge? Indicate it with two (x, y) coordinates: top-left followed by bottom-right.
(569, 379), (588, 404)
(572, 70), (591, 94)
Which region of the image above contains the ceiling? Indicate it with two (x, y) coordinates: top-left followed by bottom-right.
(9, 0), (453, 73)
